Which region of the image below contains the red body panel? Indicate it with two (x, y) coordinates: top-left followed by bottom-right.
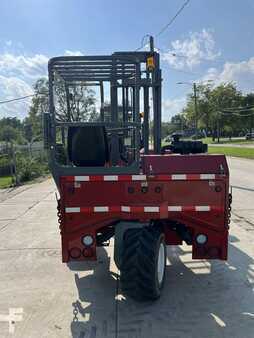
(58, 154), (229, 262)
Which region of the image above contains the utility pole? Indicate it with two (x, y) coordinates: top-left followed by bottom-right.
(177, 82), (199, 138)
(149, 36), (154, 52)
(193, 82), (198, 138)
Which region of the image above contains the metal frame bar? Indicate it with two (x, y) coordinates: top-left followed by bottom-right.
(47, 50), (162, 186)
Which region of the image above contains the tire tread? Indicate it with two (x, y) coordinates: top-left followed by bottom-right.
(120, 226), (165, 301)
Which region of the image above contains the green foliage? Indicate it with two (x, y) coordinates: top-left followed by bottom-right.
(54, 76), (98, 122)
(0, 118), (25, 143)
(208, 146), (254, 159)
(0, 117), (22, 130)
(24, 77), (49, 142)
(0, 176), (13, 189)
(161, 114), (188, 138)
(181, 83), (253, 140)
(16, 153), (49, 183)
(202, 137), (254, 145)
(0, 154), (10, 167)
(23, 77), (99, 146)
(0, 125), (19, 142)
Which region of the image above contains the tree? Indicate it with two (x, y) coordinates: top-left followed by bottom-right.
(242, 93), (254, 134)
(25, 77), (49, 141)
(54, 76), (98, 122)
(0, 125), (19, 143)
(0, 117), (23, 130)
(209, 84), (242, 141)
(0, 118), (24, 144)
(26, 77), (98, 142)
(182, 82), (245, 141)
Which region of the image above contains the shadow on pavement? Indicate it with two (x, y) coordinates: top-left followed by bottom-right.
(69, 248), (118, 338)
(69, 242), (254, 338)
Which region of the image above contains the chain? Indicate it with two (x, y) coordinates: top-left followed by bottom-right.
(228, 193), (232, 224)
(56, 198), (64, 231)
(72, 302), (79, 322)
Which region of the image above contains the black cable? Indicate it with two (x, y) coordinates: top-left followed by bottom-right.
(220, 110), (254, 117)
(0, 94), (34, 104)
(0, 91), (48, 105)
(136, 0), (191, 51)
(223, 105), (254, 112)
(155, 0), (191, 38)
(170, 52), (226, 64)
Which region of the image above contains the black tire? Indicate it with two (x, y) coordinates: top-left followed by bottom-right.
(120, 226), (166, 301)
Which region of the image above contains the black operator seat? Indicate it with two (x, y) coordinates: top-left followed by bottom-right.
(67, 126), (109, 166)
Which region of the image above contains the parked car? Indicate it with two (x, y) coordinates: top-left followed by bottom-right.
(245, 133), (254, 140)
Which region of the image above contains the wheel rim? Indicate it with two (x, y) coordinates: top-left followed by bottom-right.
(157, 242), (165, 285)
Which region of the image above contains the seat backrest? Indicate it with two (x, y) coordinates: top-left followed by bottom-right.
(67, 126), (109, 167)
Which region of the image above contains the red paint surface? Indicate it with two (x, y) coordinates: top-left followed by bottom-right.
(58, 154), (230, 262)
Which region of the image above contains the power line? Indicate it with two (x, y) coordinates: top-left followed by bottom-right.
(223, 105), (254, 112)
(220, 110), (254, 117)
(169, 52), (226, 64)
(0, 92), (48, 105)
(146, 46), (202, 76)
(136, 0), (191, 51)
(155, 0), (191, 38)
(0, 94), (34, 105)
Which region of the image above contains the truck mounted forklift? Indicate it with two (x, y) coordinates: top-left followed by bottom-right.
(44, 37), (231, 301)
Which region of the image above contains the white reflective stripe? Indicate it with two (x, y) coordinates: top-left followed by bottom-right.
(132, 175), (146, 181)
(74, 182), (81, 188)
(195, 206), (210, 211)
(144, 206), (160, 212)
(104, 175), (118, 181)
(168, 206), (182, 212)
(66, 205), (212, 213)
(75, 176), (90, 181)
(94, 206), (109, 212)
(200, 174), (215, 180)
(121, 206), (130, 212)
(172, 174), (186, 180)
(65, 207), (80, 213)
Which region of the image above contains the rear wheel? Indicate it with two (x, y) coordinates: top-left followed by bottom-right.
(120, 226), (166, 301)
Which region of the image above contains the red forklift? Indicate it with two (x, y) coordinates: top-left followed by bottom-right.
(44, 37), (231, 301)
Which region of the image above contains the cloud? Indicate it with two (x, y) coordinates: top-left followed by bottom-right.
(201, 57), (254, 92)
(0, 53), (48, 119)
(0, 53), (48, 81)
(162, 97), (186, 121)
(162, 57), (254, 122)
(162, 29), (220, 70)
(64, 50), (83, 56)
(0, 75), (33, 119)
(5, 40), (12, 47)
(0, 50), (84, 84)
(0, 49), (84, 119)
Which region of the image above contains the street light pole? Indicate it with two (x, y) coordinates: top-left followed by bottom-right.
(193, 82), (198, 138)
(176, 80), (214, 138)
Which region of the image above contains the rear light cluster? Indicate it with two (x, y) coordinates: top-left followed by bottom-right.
(69, 234), (94, 259)
(196, 234), (208, 245)
(194, 245), (221, 259)
(69, 246), (94, 259)
(82, 235), (93, 246)
(69, 247), (81, 259)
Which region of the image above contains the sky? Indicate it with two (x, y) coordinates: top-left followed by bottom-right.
(0, 0), (254, 121)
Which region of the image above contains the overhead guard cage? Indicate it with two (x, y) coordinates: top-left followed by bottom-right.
(46, 51), (162, 186)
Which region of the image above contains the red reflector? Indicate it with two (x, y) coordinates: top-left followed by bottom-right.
(69, 247), (81, 259)
(83, 248), (93, 257)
